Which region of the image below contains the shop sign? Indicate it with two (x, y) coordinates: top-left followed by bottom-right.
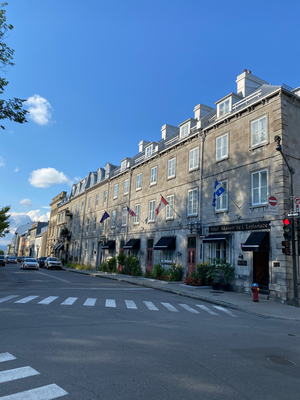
(209, 221), (271, 233)
(238, 260), (247, 266)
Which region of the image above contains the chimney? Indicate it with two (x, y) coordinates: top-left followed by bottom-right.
(193, 103), (214, 120)
(161, 124), (179, 140)
(139, 140), (149, 153)
(236, 70), (268, 97)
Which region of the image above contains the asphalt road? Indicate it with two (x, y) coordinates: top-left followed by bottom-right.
(0, 263), (300, 400)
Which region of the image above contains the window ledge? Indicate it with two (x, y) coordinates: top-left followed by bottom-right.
(215, 156), (229, 164)
(150, 182), (157, 187)
(187, 214), (198, 218)
(148, 220), (155, 224)
(167, 175), (176, 181)
(249, 142), (269, 152)
(166, 218), (174, 221)
(124, 193), (129, 196)
(189, 167), (199, 173)
(136, 187), (142, 192)
(215, 210), (228, 214)
(250, 204), (267, 210)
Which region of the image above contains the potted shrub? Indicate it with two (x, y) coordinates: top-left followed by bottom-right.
(206, 258), (221, 290)
(219, 260), (234, 291)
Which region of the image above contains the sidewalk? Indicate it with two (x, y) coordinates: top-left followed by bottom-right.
(63, 268), (300, 321)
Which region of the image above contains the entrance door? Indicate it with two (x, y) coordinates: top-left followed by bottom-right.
(187, 236), (196, 276)
(97, 242), (102, 266)
(147, 239), (153, 272)
(253, 251), (269, 285)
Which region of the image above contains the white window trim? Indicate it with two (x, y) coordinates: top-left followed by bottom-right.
(216, 133), (228, 161)
(168, 158), (176, 179)
(166, 195), (174, 220)
(187, 188), (198, 216)
(124, 179), (129, 195)
(136, 173), (142, 191)
(149, 200), (156, 222)
(215, 180), (228, 211)
(252, 169), (268, 205)
(145, 145), (153, 158)
(150, 166), (157, 185)
(189, 147), (199, 171)
(122, 208), (127, 226)
(180, 122), (190, 138)
(218, 98), (231, 118)
(251, 116), (267, 147)
(121, 160), (127, 171)
(134, 204), (140, 225)
(103, 191), (107, 204)
(114, 184), (118, 199)
(111, 211), (116, 228)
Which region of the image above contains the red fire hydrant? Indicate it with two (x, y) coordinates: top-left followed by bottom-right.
(251, 283), (259, 302)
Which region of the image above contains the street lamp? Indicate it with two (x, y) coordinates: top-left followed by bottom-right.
(274, 135), (298, 307)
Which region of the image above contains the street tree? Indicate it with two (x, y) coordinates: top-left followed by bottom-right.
(0, 205), (10, 237)
(0, 249), (4, 255)
(0, 2), (28, 129)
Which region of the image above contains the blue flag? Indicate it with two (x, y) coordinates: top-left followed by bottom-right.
(212, 180), (225, 207)
(100, 211), (110, 224)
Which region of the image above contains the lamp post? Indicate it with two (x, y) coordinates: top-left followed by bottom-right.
(274, 135), (298, 307)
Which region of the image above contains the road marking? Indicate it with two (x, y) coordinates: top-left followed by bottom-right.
(178, 304), (199, 313)
(38, 296), (59, 305)
(0, 366), (39, 383)
(143, 301), (158, 310)
(0, 353), (16, 363)
(195, 305), (219, 315)
(61, 287), (153, 290)
(105, 299), (116, 307)
(125, 300), (137, 309)
(0, 296), (19, 303)
(61, 297), (78, 305)
(83, 298), (97, 306)
(0, 383), (68, 399)
(14, 296), (39, 304)
(161, 302), (179, 312)
(37, 271), (70, 283)
(213, 306), (237, 317)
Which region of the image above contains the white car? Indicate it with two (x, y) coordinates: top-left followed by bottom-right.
(45, 257), (62, 270)
(21, 258), (39, 270)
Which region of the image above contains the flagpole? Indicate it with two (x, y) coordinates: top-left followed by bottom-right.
(216, 181), (247, 210)
(159, 194), (181, 218)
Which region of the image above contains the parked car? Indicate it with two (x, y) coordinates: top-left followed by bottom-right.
(6, 256), (17, 264)
(20, 258), (39, 270)
(37, 257), (47, 268)
(17, 256), (23, 263)
(0, 255), (5, 267)
(45, 257), (62, 270)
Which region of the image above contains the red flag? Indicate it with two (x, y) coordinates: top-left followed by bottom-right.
(155, 196), (168, 215)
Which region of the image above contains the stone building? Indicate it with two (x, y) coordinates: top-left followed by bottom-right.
(51, 70), (300, 305)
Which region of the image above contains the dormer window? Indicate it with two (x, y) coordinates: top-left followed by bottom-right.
(91, 175), (94, 186)
(105, 165), (110, 178)
(218, 99), (230, 117)
(121, 160), (127, 171)
(145, 145), (153, 158)
(180, 122), (190, 138)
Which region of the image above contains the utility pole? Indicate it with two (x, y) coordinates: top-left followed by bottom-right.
(274, 135), (299, 307)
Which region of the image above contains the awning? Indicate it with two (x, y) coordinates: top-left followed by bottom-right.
(202, 234), (230, 243)
(123, 239), (140, 250)
(242, 231), (269, 252)
(154, 236), (176, 250)
(102, 240), (116, 250)
(53, 244), (60, 250)
(56, 243), (64, 251)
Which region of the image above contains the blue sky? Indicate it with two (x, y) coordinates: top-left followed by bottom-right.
(1, 0), (300, 245)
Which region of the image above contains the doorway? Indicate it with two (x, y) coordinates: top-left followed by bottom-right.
(147, 239), (153, 272)
(253, 250), (269, 286)
(187, 236), (196, 276)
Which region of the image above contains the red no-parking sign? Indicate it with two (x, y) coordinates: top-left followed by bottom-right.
(294, 196), (300, 212)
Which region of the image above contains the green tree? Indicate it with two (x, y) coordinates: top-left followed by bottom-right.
(0, 249), (4, 255)
(0, 2), (28, 129)
(0, 205), (10, 237)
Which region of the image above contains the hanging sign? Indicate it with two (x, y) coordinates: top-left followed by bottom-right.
(268, 195), (278, 215)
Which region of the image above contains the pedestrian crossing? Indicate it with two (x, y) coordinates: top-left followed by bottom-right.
(0, 295), (238, 317)
(0, 352), (68, 399)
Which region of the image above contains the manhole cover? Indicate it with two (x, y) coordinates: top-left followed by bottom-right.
(267, 356), (296, 366)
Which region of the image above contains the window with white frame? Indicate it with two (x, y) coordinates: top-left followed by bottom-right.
(93, 216), (97, 231)
(96, 195), (99, 206)
(168, 158), (176, 178)
(84, 242), (87, 258)
(189, 147), (199, 170)
(111, 210), (116, 228)
(161, 250), (174, 263)
(145, 145), (153, 158)
(218, 99), (230, 117)
(76, 203), (78, 215)
(105, 165), (110, 178)
(150, 166), (157, 185)
(88, 197), (92, 210)
(114, 184), (118, 198)
(252, 170), (268, 205)
(251, 116), (267, 147)
(61, 212), (64, 221)
(86, 218), (89, 234)
(166, 195), (174, 220)
(136, 173), (142, 190)
(91, 175), (94, 186)
(81, 201), (84, 211)
(103, 190), (107, 203)
(121, 160), (127, 171)
(58, 214), (61, 222)
(91, 243), (94, 259)
(216, 133), (228, 161)
(180, 122), (189, 138)
(134, 204), (140, 224)
(124, 179), (129, 195)
(149, 200), (156, 222)
(122, 208), (127, 226)
(187, 188), (198, 216)
(216, 180), (228, 211)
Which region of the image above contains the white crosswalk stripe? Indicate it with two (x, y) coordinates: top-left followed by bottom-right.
(195, 305), (219, 315)
(0, 353), (16, 363)
(178, 304), (200, 313)
(38, 296), (59, 305)
(14, 296), (39, 304)
(213, 306), (237, 317)
(0, 383), (68, 399)
(0, 296), (19, 303)
(83, 298), (97, 306)
(125, 300), (137, 309)
(105, 299), (116, 307)
(61, 297), (78, 305)
(161, 302), (179, 312)
(0, 366), (39, 383)
(143, 301), (159, 310)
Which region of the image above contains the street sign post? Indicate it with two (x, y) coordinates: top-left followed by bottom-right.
(294, 196), (300, 213)
(268, 195), (278, 215)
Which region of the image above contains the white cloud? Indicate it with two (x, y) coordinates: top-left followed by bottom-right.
(19, 198), (33, 207)
(0, 156), (5, 168)
(26, 94), (52, 125)
(29, 167), (72, 188)
(14, 166), (19, 172)
(27, 210), (50, 222)
(41, 206), (51, 209)
(74, 176), (82, 182)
